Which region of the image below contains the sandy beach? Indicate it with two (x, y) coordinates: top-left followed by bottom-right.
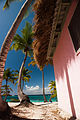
(8, 102), (73, 120)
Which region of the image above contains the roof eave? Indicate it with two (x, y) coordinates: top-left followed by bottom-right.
(47, 0), (72, 60)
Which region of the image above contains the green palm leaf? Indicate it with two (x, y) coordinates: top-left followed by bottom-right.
(3, 0), (21, 10)
(48, 81), (57, 98)
(14, 67), (31, 88)
(10, 22), (34, 56)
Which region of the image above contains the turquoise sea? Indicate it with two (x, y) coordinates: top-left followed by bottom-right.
(2, 94), (57, 102)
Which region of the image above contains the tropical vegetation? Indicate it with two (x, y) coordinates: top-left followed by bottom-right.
(10, 21), (34, 103)
(28, 57), (47, 102)
(2, 68), (16, 101)
(14, 67), (32, 92)
(48, 81), (57, 102)
(1, 85), (13, 97)
(0, 0), (56, 118)
(0, 0), (32, 113)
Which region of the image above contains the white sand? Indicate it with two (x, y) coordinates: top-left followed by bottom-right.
(8, 102), (73, 120)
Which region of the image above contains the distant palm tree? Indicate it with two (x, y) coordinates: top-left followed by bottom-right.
(0, 0), (32, 112)
(3, 68), (16, 101)
(1, 85), (13, 97)
(10, 22), (33, 103)
(14, 67), (32, 92)
(41, 69), (47, 102)
(48, 81), (57, 102)
(28, 57), (47, 102)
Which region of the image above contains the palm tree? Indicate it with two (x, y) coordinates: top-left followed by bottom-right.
(3, 68), (16, 101)
(28, 57), (47, 102)
(14, 67), (32, 92)
(1, 85), (13, 97)
(48, 81), (57, 102)
(41, 69), (47, 102)
(0, 0), (32, 112)
(10, 22), (33, 103)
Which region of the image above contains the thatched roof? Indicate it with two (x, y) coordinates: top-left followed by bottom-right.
(32, 0), (72, 69)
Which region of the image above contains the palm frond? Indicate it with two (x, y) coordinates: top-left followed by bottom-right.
(10, 22), (33, 55)
(3, 0), (22, 10)
(28, 60), (36, 66)
(48, 80), (57, 98)
(3, 0), (9, 10)
(24, 77), (29, 82)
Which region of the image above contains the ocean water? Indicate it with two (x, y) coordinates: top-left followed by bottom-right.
(2, 94), (57, 102)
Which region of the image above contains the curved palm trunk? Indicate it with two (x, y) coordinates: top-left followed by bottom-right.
(42, 70), (47, 102)
(21, 79), (24, 92)
(18, 52), (30, 103)
(0, 0), (32, 111)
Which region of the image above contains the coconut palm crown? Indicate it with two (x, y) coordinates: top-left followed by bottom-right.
(3, 68), (16, 84)
(14, 67), (32, 91)
(3, 68), (16, 101)
(48, 81), (57, 102)
(10, 22), (34, 54)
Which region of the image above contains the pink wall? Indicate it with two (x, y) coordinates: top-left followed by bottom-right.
(53, 0), (80, 118)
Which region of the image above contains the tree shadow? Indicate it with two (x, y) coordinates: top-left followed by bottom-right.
(0, 106), (42, 120)
(53, 24), (77, 117)
(53, 27), (76, 81)
(0, 113), (42, 120)
(69, 116), (76, 120)
(0, 114), (43, 120)
(65, 68), (76, 117)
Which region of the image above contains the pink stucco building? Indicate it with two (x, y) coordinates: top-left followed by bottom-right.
(52, 0), (80, 118)
(33, 0), (80, 118)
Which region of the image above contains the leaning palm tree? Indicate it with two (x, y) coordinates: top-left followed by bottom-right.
(0, 0), (32, 113)
(10, 22), (33, 103)
(14, 67), (32, 92)
(28, 57), (47, 102)
(3, 68), (16, 101)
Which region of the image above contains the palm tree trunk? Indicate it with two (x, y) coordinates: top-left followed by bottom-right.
(49, 95), (52, 102)
(21, 79), (24, 92)
(18, 52), (30, 103)
(49, 93), (53, 102)
(0, 0), (32, 111)
(42, 70), (47, 102)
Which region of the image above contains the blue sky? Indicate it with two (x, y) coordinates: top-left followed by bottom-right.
(0, 0), (55, 95)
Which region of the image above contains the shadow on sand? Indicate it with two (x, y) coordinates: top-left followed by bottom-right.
(0, 107), (43, 120)
(0, 114), (43, 120)
(69, 116), (76, 120)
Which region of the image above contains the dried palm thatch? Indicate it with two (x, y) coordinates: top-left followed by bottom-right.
(32, 0), (57, 68)
(32, 0), (72, 69)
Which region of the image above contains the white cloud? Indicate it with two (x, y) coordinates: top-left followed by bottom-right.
(25, 85), (39, 90)
(24, 85), (50, 95)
